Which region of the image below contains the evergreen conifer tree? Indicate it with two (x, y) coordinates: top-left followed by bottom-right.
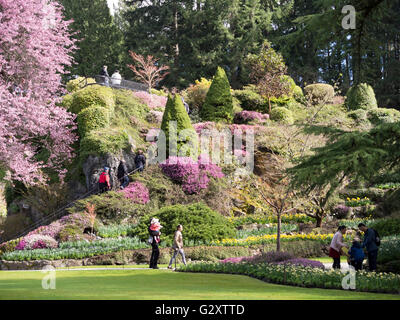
(160, 94), (197, 157)
(201, 67), (234, 123)
(60, 0), (125, 77)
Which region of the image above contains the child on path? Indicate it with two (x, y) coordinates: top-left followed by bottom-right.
(348, 237), (365, 271)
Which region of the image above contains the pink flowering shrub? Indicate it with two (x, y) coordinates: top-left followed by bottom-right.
(193, 122), (216, 135)
(15, 235), (58, 250)
(160, 155), (224, 194)
(133, 91), (167, 109)
(234, 111), (269, 124)
(26, 221), (63, 239)
(119, 182), (150, 204)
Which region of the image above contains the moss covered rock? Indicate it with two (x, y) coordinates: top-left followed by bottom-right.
(270, 107), (294, 125)
(304, 83), (335, 105)
(345, 83), (378, 111)
(80, 128), (130, 161)
(77, 106), (111, 138)
(69, 85), (115, 114)
(201, 67), (234, 123)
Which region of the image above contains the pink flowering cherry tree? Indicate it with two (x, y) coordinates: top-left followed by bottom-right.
(0, 0), (77, 184)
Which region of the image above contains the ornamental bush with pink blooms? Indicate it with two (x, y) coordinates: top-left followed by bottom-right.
(234, 111), (269, 124)
(133, 91), (167, 109)
(15, 234), (58, 250)
(160, 156), (224, 194)
(119, 182), (150, 204)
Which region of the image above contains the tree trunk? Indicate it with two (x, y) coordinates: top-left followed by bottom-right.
(277, 211), (281, 252)
(174, 4), (179, 69)
(268, 97), (272, 115)
(315, 215), (322, 228)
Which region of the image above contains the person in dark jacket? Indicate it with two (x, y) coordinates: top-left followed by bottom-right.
(348, 237), (365, 271)
(134, 149), (146, 172)
(148, 218), (161, 269)
(358, 223), (378, 271)
(117, 159), (129, 190)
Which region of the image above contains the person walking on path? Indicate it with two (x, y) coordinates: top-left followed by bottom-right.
(111, 70), (122, 86)
(358, 223), (379, 271)
(168, 225), (187, 270)
(329, 226), (347, 269)
(148, 218), (161, 269)
(134, 149), (146, 172)
(98, 166), (111, 193)
(100, 65), (110, 86)
(117, 159), (129, 190)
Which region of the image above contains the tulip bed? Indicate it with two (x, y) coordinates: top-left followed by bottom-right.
(212, 233), (336, 246)
(1, 237), (148, 261)
(179, 262), (400, 294)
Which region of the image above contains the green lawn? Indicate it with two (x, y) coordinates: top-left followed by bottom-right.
(312, 256), (347, 264)
(0, 269), (399, 300)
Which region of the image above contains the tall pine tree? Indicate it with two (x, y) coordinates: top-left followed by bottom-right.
(61, 0), (125, 77)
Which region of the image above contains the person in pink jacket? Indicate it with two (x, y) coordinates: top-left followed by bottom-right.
(329, 226), (348, 269)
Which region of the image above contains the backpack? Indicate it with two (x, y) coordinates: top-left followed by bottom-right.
(372, 228), (381, 246)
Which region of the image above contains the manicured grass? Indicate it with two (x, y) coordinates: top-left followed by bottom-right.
(0, 269), (399, 300)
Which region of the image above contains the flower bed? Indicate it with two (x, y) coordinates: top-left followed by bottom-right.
(211, 233), (334, 247)
(345, 197), (372, 207)
(1, 237), (147, 261)
(179, 262), (400, 294)
(119, 182), (149, 204)
(234, 111), (269, 124)
(235, 224), (298, 239)
(15, 235), (58, 250)
(132, 91), (167, 109)
(160, 156), (224, 194)
(228, 214), (315, 227)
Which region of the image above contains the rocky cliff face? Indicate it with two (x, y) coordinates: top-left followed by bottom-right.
(82, 148), (137, 192)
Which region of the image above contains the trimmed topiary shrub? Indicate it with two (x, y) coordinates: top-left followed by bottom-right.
(134, 202), (236, 244)
(69, 85), (115, 114)
(184, 77), (212, 115)
(347, 109), (371, 127)
(160, 94), (198, 156)
(79, 128), (130, 161)
(232, 88), (266, 112)
(201, 67), (234, 123)
(60, 93), (74, 109)
(77, 106), (111, 138)
(304, 83), (335, 105)
(270, 107), (294, 125)
(345, 83), (378, 111)
(367, 108), (400, 125)
(66, 77), (96, 93)
(281, 75), (304, 102)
